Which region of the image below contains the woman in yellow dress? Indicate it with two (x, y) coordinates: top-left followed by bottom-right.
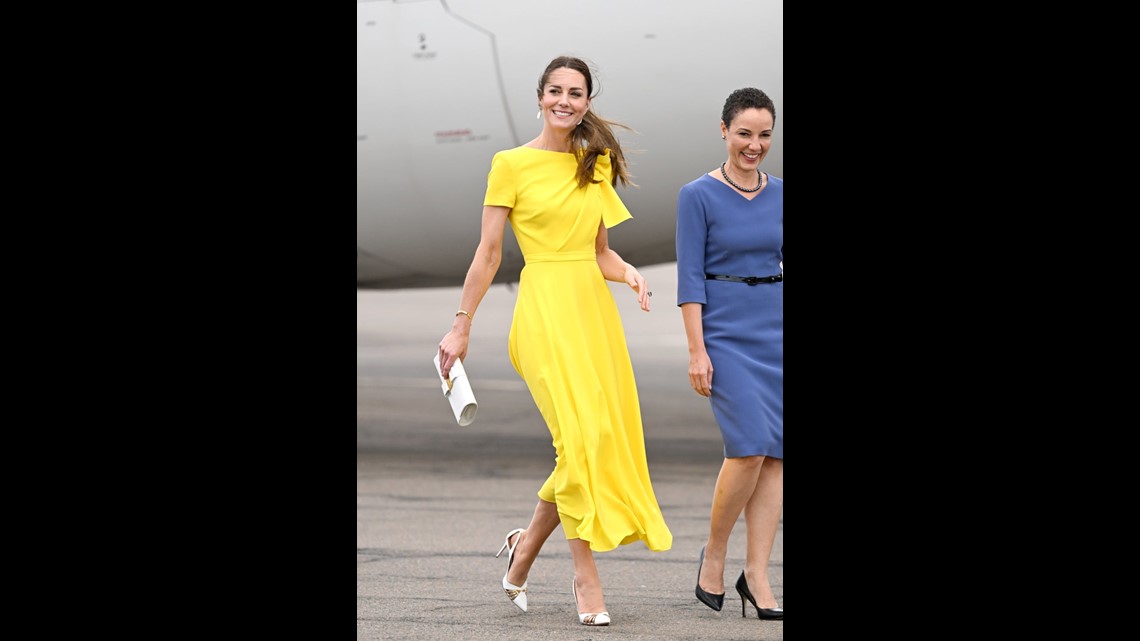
(437, 56), (672, 627)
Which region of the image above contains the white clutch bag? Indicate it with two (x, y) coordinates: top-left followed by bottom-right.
(432, 353), (478, 427)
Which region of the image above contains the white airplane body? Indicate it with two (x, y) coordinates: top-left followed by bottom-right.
(357, 0), (783, 289)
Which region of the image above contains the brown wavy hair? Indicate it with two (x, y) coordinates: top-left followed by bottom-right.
(537, 56), (637, 189)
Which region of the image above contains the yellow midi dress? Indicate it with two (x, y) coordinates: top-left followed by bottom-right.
(484, 146), (673, 553)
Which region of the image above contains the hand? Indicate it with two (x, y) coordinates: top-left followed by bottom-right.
(688, 353), (713, 397)
(624, 266), (651, 312)
(438, 330), (469, 380)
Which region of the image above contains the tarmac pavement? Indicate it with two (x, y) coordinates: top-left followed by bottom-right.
(358, 263), (783, 640)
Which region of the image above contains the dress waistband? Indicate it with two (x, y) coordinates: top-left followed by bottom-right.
(706, 273), (783, 285)
(525, 251), (596, 264)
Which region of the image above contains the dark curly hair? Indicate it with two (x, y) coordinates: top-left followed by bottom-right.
(721, 88), (776, 128)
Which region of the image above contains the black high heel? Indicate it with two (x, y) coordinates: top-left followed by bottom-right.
(695, 545), (724, 611)
(735, 570), (783, 620)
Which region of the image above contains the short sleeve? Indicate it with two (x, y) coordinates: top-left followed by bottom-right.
(483, 151), (516, 208)
(593, 151), (632, 228)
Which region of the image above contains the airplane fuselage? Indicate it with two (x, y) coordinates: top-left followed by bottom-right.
(357, 0), (783, 288)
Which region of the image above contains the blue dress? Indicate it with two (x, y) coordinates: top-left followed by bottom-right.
(675, 173), (783, 459)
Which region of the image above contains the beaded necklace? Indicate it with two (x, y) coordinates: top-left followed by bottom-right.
(720, 162), (763, 193)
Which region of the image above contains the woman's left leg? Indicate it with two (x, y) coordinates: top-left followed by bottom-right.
(568, 537), (608, 618)
(742, 457), (783, 608)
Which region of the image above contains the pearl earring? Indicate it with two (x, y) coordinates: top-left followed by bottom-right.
(721, 135), (726, 139)
(537, 110), (541, 119)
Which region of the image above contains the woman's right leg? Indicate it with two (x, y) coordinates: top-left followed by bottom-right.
(699, 455), (764, 594)
(505, 498), (560, 587)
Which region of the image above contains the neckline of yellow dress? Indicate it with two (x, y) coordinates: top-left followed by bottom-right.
(522, 144), (573, 154)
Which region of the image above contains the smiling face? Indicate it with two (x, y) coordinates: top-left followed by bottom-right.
(538, 67), (590, 132)
(721, 107), (774, 174)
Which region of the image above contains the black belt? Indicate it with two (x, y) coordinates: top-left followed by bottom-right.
(706, 273), (783, 285)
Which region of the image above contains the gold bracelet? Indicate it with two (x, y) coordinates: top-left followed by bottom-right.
(455, 310), (473, 322)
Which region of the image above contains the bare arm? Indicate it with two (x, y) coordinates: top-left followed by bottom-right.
(595, 221), (651, 312)
(681, 302), (713, 397)
(438, 205), (510, 378)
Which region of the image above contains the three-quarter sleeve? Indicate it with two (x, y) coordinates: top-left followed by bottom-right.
(675, 181), (708, 306)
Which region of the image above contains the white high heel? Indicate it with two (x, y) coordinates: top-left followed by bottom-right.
(494, 528), (527, 612)
(572, 580), (611, 626)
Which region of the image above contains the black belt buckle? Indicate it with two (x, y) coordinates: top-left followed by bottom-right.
(743, 276), (761, 286)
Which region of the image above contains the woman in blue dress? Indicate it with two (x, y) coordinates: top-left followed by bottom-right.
(675, 87), (783, 620)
